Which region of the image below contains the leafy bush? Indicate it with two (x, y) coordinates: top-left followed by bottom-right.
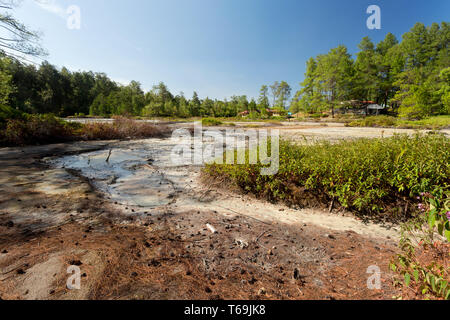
(391, 192), (450, 300)
(204, 134), (450, 218)
(202, 118), (223, 126)
(0, 105), (24, 124)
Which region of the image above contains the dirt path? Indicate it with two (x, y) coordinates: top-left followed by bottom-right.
(0, 126), (408, 300)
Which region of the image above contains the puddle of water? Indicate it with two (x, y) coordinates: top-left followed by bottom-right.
(49, 137), (229, 209)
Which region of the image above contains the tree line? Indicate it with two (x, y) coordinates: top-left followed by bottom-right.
(0, 55), (294, 118)
(290, 22), (450, 118)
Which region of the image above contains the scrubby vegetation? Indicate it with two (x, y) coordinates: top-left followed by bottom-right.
(0, 113), (169, 147)
(347, 115), (450, 129)
(204, 134), (449, 219)
(391, 192), (449, 300)
(201, 118), (223, 127)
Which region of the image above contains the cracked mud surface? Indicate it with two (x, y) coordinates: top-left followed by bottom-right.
(0, 124), (422, 300)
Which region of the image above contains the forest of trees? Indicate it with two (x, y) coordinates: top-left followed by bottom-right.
(0, 55), (294, 118)
(290, 22), (449, 118)
(0, 21), (448, 120)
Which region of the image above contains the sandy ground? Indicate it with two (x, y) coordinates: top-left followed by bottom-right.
(2, 122), (444, 300)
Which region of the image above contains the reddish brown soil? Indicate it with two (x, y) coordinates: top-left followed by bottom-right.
(0, 206), (399, 300)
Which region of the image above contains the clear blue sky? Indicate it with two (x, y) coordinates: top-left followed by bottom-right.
(13, 0), (450, 100)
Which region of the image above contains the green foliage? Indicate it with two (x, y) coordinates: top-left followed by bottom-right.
(292, 46), (354, 116)
(0, 57), (14, 105)
(391, 192), (450, 300)
(293, 22), (449, 118)
(0, 104), (23, 124)
(347, 115), (450, 129)
(204, 134), (450, 217)
(201, 118), (223, 126)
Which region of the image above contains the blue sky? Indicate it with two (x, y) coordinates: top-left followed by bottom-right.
(12, 0), (450, 100)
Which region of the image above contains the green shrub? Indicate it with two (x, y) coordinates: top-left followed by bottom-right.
(204, 134), (450, 218)
(202, 118), (223, 126)
(0, 105), (24, 124)
(391, 191), (450, 300)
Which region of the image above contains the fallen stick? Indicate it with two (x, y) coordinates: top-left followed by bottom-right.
(206, 223), (217, 234)
(255, 231), (269, 242)
(106, 149), (112, 163)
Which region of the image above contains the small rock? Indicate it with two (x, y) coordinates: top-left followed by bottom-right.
(69, 260), (83, 266)
(205, 287), (212, 293)
(148, 259), (161, 267)
(17, 269), (26, 275)
(258, 288), (266, 295)
(293, 268), (301, 280)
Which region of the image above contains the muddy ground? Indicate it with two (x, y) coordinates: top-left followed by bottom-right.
(2, 122), (445, 300)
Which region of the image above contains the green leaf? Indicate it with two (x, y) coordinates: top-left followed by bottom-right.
(413, 269), (419, 282)
(438, 223), (444, 236)
(404, 273), (411, 287)
(431, 276), (436, 292)
(428, 210), (437, 228)
(440, 281), (448, 295)
(445, 229), (450, 242)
